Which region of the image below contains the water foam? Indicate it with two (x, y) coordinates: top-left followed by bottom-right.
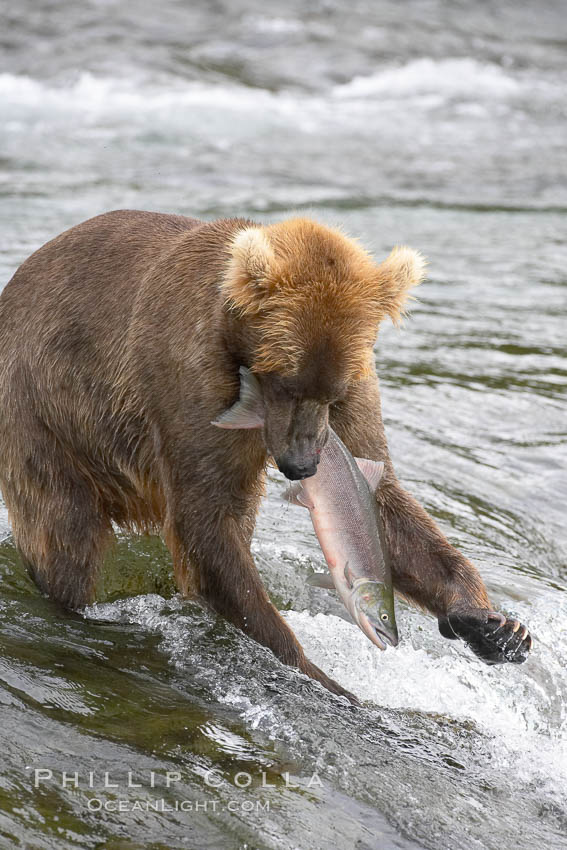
(0, 502), (10, 540)
(332, 58), (520, 100)
(285, 594), (567, 798)
(0, 57), (555, 121)
(0, 72), (283, 118)
(85, 588), (567, 804)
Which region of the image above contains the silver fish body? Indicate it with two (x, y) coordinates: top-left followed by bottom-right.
(288, 428), (398, 649)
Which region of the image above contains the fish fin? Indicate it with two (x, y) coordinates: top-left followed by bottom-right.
(282, 483), (314, 510)
(306, 572), (336, 590)
(355, 458), (385, 493)
(212, 366), (264, 429)
(344, 562), (354, 589)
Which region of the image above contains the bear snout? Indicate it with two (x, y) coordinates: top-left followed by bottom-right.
(275, 452), (320, 481)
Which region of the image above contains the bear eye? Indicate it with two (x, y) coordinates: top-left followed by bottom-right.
(272, 375), (297, 400)
(261, 374), (296, 401)
(381, 613), (389, 621)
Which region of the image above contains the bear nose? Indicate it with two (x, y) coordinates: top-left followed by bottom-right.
(276, 456), (319, 481)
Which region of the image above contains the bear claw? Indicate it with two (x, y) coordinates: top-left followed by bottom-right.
(438, 608), (532, 665)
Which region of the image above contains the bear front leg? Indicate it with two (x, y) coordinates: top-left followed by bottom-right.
(380, 484), (532, 664)
(331, 376), (532, 665)
(168, 507), (358, 703)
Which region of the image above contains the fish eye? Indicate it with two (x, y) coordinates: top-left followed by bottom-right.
(381, 613), (389, 621)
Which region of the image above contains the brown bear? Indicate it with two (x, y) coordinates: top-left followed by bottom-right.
(0, 211), (531, 701)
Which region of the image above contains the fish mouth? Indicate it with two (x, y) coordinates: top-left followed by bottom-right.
(357, 612), (399, 650)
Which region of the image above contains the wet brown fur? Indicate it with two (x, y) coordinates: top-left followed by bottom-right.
(0, 210), (489, 700)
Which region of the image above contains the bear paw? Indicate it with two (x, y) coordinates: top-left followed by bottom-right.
(438, 608), (532, 665)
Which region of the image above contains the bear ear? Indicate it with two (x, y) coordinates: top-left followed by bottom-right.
(375, 246), (427, 325)
(223, 227), (278, 314)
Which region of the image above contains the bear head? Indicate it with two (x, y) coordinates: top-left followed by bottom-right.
(222, 217), (425, 480)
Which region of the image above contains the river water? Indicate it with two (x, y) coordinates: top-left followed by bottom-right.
(1, 1), (566, 848)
